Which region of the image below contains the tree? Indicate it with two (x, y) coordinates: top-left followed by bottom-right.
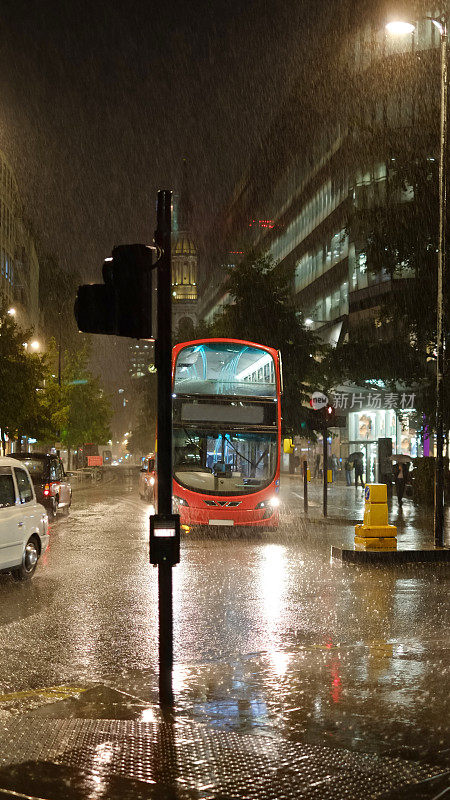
(205, 252), (324, 435)
(127, 371), (157, 456)
(0, 300), (47, 452)
(39, 345), (112, 467)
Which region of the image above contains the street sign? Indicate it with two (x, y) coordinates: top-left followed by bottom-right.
(310, 391), (328, 411)
(87, 455), (103, 466)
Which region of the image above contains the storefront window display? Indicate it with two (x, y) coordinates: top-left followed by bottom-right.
(346, 409), (420, 482)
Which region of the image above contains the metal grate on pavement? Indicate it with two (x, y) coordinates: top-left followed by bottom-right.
(0, 717), (446, 800)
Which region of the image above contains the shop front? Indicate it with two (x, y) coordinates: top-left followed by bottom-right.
(331, 387), (421, 483)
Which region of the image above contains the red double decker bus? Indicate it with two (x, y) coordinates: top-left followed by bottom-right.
(172, 339), (282, 530)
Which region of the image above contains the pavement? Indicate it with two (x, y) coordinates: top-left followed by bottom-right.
(279, 474), (450, 555)
(0, 469), (447, 799)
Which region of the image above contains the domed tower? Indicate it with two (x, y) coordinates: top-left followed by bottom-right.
(172, 158), (198, 337)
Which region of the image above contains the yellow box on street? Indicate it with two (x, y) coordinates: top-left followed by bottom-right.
(355, 523), (397, 539)
(364, 484), (387, 504)
(355, 536), (397, 550)
(363, 504), (389, 527)
(355, 483), (397, 549)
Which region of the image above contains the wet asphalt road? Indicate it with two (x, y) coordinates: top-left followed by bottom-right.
(0, 469), (448, 769)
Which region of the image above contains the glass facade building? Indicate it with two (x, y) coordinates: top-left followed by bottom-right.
(0, 150), (39, 328)
(199, 4), (442, 473)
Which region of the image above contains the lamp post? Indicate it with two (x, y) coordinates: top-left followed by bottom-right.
(386, 14), (447, 546)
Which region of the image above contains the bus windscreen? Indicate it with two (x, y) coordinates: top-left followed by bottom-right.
(174, 342), (276, 398)
(173, 428), (277, 495)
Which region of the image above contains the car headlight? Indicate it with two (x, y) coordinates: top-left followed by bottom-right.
(149, 476), (155, 485)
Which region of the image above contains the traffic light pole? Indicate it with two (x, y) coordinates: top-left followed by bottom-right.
(155, 189), (174, 704)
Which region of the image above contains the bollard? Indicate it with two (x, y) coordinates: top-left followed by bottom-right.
(354, 484), (397, 550)
(303, 460), (308, 513)
(327, 468), (333, 484)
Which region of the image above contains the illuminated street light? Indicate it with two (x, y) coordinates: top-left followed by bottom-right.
(30, 340), (40, 351)
(385, 20), (415, 35)
(7, 307), (16, 316)
(386, 13), (447, 546)
(305, 317), (328, 327)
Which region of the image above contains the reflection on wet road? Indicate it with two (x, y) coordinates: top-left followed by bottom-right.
(0, 469), (447, 768)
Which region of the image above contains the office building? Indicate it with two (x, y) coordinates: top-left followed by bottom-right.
(199, 2), (440, 478)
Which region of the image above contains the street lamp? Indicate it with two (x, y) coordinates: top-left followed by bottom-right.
(386, 13), (447, 546)
(23, 340), (41, 352)
(305, 317), (329, 327)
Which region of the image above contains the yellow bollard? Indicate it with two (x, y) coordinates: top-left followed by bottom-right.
(327, 468), (333, 483)
(354, 484), (397, 550)
(307, 468), (311, 482)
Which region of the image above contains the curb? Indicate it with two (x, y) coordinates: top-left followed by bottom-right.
(331, 545), (450, 565)
(282, 514), (362, 526)
(305, 515), (361, 526)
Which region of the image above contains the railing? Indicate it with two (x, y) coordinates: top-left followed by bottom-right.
(66, 467), (104, 487)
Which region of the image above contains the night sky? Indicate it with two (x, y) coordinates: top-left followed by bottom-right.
(0, 0), (325, 280)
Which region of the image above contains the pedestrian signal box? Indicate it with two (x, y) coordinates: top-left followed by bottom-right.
(149, 514), (180, 566)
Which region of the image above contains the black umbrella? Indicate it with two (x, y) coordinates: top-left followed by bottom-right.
(348, 452), (364, 462)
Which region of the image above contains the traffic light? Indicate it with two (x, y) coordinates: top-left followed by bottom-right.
(325, 404), (335, 425)
(308, 404), (346, 430)
(74, 243), (156, 339)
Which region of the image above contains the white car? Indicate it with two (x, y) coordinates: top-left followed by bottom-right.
(0, 457), (49, 581)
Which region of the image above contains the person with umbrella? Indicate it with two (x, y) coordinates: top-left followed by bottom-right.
(344, 456), (353, 486)
(349, 451), (364, 488)
(391, 455), (412, 505)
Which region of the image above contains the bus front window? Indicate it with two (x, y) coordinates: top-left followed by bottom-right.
(173, 429), (277, 495)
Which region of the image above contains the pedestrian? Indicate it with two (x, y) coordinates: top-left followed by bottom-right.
(344, 458), (353, 486)
(354, 457), (364, 488)
(331, 454), (339, 482)
(393, 461), (409, 504)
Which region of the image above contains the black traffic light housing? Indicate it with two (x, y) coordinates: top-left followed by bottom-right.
(74, 243), (156, 339)
(308, 404), (346, 430)
(149, 514), (180, 566)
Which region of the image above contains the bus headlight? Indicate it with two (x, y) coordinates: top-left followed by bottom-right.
(255, 496), (279, 510)
(173, 495), (189, 509)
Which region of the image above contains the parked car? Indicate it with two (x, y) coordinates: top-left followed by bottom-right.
(139, 453), (156, 503)
(10, 453), (72, 518)
(0, 457), (49, 580)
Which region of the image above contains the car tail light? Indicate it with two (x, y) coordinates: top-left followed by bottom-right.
(43, 484), (51, 497)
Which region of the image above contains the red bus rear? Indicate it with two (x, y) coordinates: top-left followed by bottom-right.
(172, 339), (281, 530)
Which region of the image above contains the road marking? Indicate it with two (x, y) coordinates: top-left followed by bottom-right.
(0, 685), (86, 704)
(0, 789), (51, 799)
